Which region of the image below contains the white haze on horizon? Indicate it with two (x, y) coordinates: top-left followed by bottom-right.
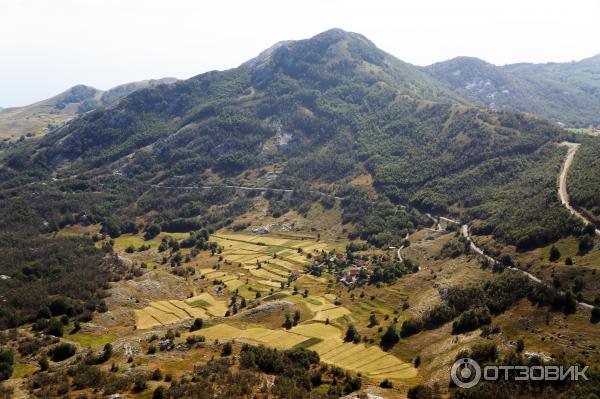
(1, 0), (598, 107)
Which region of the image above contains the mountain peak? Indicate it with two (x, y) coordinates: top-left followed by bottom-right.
(309, 27), (373, 45)
(243, 28), (376, 71)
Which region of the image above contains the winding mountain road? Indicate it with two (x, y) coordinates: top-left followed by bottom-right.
(558, 142), (600, 236)
(149, 184), (342, 199)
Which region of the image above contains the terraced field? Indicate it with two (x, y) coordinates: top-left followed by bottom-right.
(213, 233), (329, 268)
(134, 293), (230, 329)
(186, 321), (417, 382)
(185, 293), (229, 317)
(198, 268), (244, 289)
(134, 299), (207, 330)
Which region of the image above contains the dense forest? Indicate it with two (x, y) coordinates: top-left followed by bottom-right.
(0, 235), (125, 329)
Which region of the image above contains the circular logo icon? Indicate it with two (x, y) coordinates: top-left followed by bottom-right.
(451, 358), (481, 388)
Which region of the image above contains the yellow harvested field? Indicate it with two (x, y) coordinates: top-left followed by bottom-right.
(143, 306), (181, 325)
(342, 346), (386, 368)
(271, 260), (298, 270)
(149, 301), (190, 319)
(188, 324), (309, 349)
(309, 340), (417, 381)
(257, 330), (308, 349)
(197, 323), (241, 341)
(203, 271), (227, 279)
(312, 306), (351, 321)
(168, 300), (207, 318)
(308, 339), (344, 355)
(134, 309), (161, 330)
(225, 279), (244, 289)
(185, 293), (229, 316)
(368, 364), (415, 376)
(258, 280), (282, 288)
(184, 321), (416, 382)
(237, 327), (274, 340)
(212, 232), (332, 269)
(199, 268), (216, 274)
(261, 264), (289, 277)
(249, 268), (288, 282)
(360, 355), (408, 373)
(325, 343), (366, 362)
(134, 300), (206, 330)
(216, 233), (290, 246)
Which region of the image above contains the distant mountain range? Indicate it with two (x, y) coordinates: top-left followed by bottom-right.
(3, 40), (598, 144)
(0, 78), (176, 140)
(423, 55), (600, 127)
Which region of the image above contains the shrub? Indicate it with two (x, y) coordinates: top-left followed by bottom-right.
(592, 307), (600, 324)
(190, 318), (203, 332)
(380, 325), (400, 351)
(380, 378), (393, 388)
(151, 368), (162, 381)
(45, 318), (64, 337)
(0, 350), (14, 381)
(50, 343), (76, 362)
(565, 257), (573, 265)
(344, 325), (359, 342)
(451, 308), (491, 334)
(549, 245), (561, 261)
(221, 342), (233, 356)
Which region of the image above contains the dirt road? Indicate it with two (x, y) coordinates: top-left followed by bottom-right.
(558, 142), (600, 236)
(460, 224), (592, 310)
(149, 184), (342, 199)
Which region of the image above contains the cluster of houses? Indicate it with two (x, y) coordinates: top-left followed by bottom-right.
(307, 251), (371, 286)
(251, 222), (294, 235)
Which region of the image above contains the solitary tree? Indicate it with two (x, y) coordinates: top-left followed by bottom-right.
(549, 246), (561, 261)
(344, 324), (359, 342)
(380, 325), (400, 351)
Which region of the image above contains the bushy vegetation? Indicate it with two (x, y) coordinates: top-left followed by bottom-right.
(0, 234), (124, 329)
(401, 271), (577, 338)
(569, 137), (600, 225)
(450, 343), (600, 399)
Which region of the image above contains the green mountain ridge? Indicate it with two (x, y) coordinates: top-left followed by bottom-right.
(424, 54), (600, 126)
(0, 29), (584, 249)
(0, 78), (177, 140)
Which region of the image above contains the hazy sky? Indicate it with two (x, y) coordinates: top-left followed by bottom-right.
(1, 0), (599, 107)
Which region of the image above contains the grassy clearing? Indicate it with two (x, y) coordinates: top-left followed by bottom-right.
(66, 332), (117, 348)
(304, 297), (322, 306)
(11, 363), (37, 379)
(113, 234), (158, 251)
(190, 299), (211, 308)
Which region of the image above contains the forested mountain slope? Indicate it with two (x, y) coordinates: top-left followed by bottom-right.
(0, 78), (176, 140)
(425, 55), (600, 127)
(0, 29), (580, 249)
